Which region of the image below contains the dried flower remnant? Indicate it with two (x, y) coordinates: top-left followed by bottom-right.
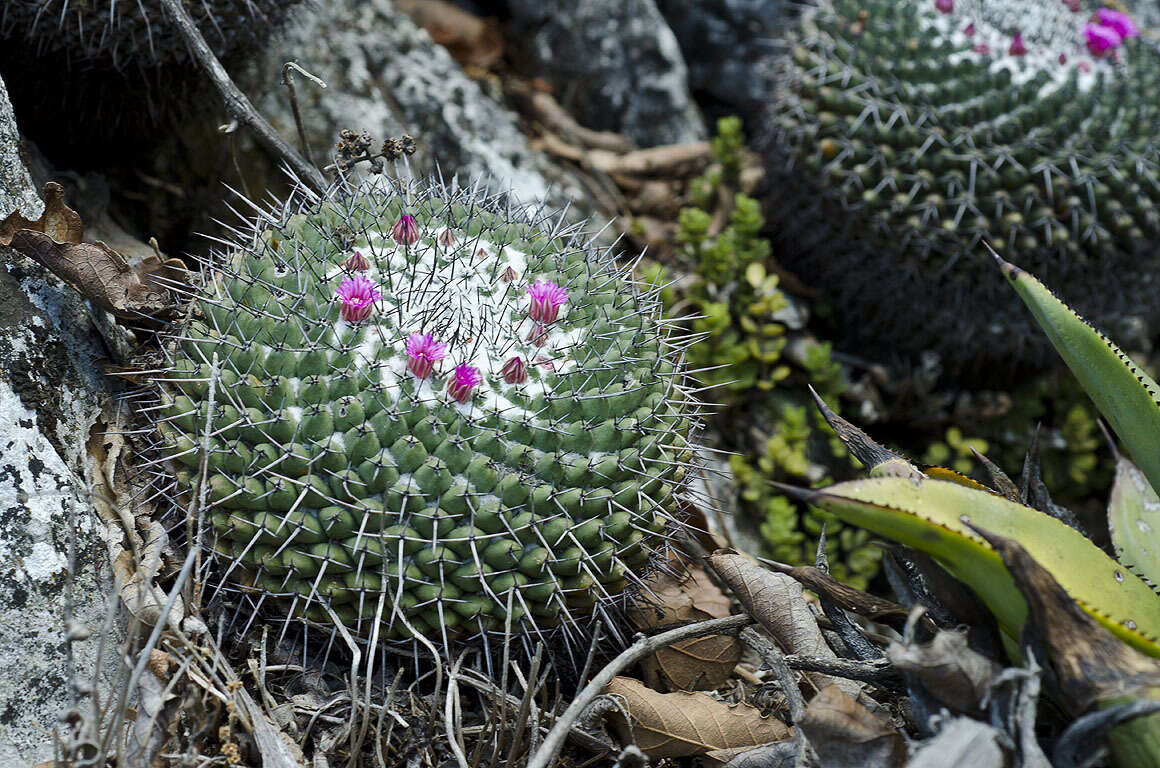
(1009, 32), (1027, 55)
(392, 214), (420, 245)
(527, 280), (569, 323)
(335, 275), (381, 323)
(529, 323), (549, 347)
(446, 364), (483, 403)
(438, 228), (458, 248)
(501, 356), (528, 384)
(342, 249), (370, 272)
(405, 332), (448, 379)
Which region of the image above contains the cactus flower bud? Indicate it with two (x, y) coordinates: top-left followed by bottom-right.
(335, 275), (381, 323)
(405, 332), (448, 379)
(342, 249), (371, 272)
(392, 214), (420, 245)
(501, 356), (528, 384)
(502, 265), (519, 283)
(527, 280), (569, 324)
(528, 323), (549, 347)
(438, 228), (458, 247)
(1009, 32), (1027, 56)
(446, 364), (482, 403)
(935, 0), (952, 14)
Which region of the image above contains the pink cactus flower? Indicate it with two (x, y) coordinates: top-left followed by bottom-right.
(526, 280), (569, 324)
(1009, 32), (1027, 55)
(1096, 8), (1139, 39)
(501, 356), (528, 384)
(528, 323), (549, 347)
(935, 0), (953, 14)
(405, 332), (448, 379)
(1059, 52), (1068, 64)
(446, 364), (482, 403)
(1085, 22), (1123, 56)
(438, 228), (458, 247)
(335, 275), (381, 323)
(392, 214), (420, 245)
(964, 23), (976, 36)
(342, 249), (371, 272)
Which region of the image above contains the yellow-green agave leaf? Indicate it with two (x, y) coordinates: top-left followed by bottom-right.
(1109, 452), (1160, 588)
(993, 246), (1160, 498)
(781, 476), (1160, 657)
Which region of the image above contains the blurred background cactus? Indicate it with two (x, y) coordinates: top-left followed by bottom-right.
(152, 179), (702, 647)
(762, 0), (1160, 375)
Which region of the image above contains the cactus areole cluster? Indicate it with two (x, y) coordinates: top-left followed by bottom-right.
(764, 0), (1160, 372)
(153, 182), (700, 643)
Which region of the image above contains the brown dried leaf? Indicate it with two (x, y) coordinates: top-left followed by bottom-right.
(9, 230), (181, 320)
(394, 0), (503, 70)
(797, 686), (906, 768)
(886, 629), (1001, 714)
(603, 676), (790, 759)
(707, 551), (862, 699)
(0, 181), (83, 246)
(767, 560), (928, 634)
(629, 566), (742, 690)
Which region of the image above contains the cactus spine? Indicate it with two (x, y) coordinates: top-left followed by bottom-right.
(151, 180), (702, 644)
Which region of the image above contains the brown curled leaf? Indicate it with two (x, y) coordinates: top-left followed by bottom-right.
(628, 565), (742, 691)
(0, 181), (82, 245)
(797, 685), (907, 768)
(8, 230), (179, 320)
(602, 676), (790, 758)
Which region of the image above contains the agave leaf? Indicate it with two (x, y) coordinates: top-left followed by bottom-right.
(1109, 451), (1160, 588)
(778, 476), (1160, 658)
(992, 246), (1160, 496)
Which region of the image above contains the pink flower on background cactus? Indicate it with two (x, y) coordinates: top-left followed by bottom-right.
(405, 332), (448, 379)
(501, 356), (528, 384)
(342, 249), (370, 272)
(527, 280), (569, 323)
(1009, 32), (1027, 55)
(1084, 22), (1122, 56)
(335, 275), (381, 323)
(964, 23), (975, 36)
(935, 0), (953, 14)
(1096, 8), (1139, 39)
(392, 214), (420, 245)
(446, 364), (482, 403)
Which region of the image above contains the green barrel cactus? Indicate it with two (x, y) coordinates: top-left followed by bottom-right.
(152, 181), (701, 643)
(763, 0), (1160, 372)
(0, 0), (300, 67)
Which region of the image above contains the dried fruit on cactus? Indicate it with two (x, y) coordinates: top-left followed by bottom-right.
(762, 0), (1160, 373)
(151, 181), (702, 643)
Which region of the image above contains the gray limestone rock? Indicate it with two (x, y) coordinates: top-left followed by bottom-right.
(0, 73), (41, 221)
(0, 73), (117, 766)
(502, 0), (707, 147)
(249, 0), (591, 209)
(654, 0), (788, 118)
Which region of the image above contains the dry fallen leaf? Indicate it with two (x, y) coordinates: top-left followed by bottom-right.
(393, 0), (503, 70)
(708, 551), (862, 700)
(886, 628), (1001, 714)
(602, 676), (790, 759)
(797, 686), (906, 768)
(9, 230), (182, 320)
(0, 181), (82, 245)
(629, 565), (742, 691)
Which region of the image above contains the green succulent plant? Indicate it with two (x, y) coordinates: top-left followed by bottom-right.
(784, 250), (1160, 767)
(152, 181), (701, 644)
(764, 0), (1160, 372)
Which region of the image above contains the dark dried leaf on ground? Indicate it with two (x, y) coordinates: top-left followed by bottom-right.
(628, 565), (742, 691)
(797, 685), (906, 768)
(602, 676), (790, 759)
(886, 628), (1001, 714)
(0, 181), (82, 245)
